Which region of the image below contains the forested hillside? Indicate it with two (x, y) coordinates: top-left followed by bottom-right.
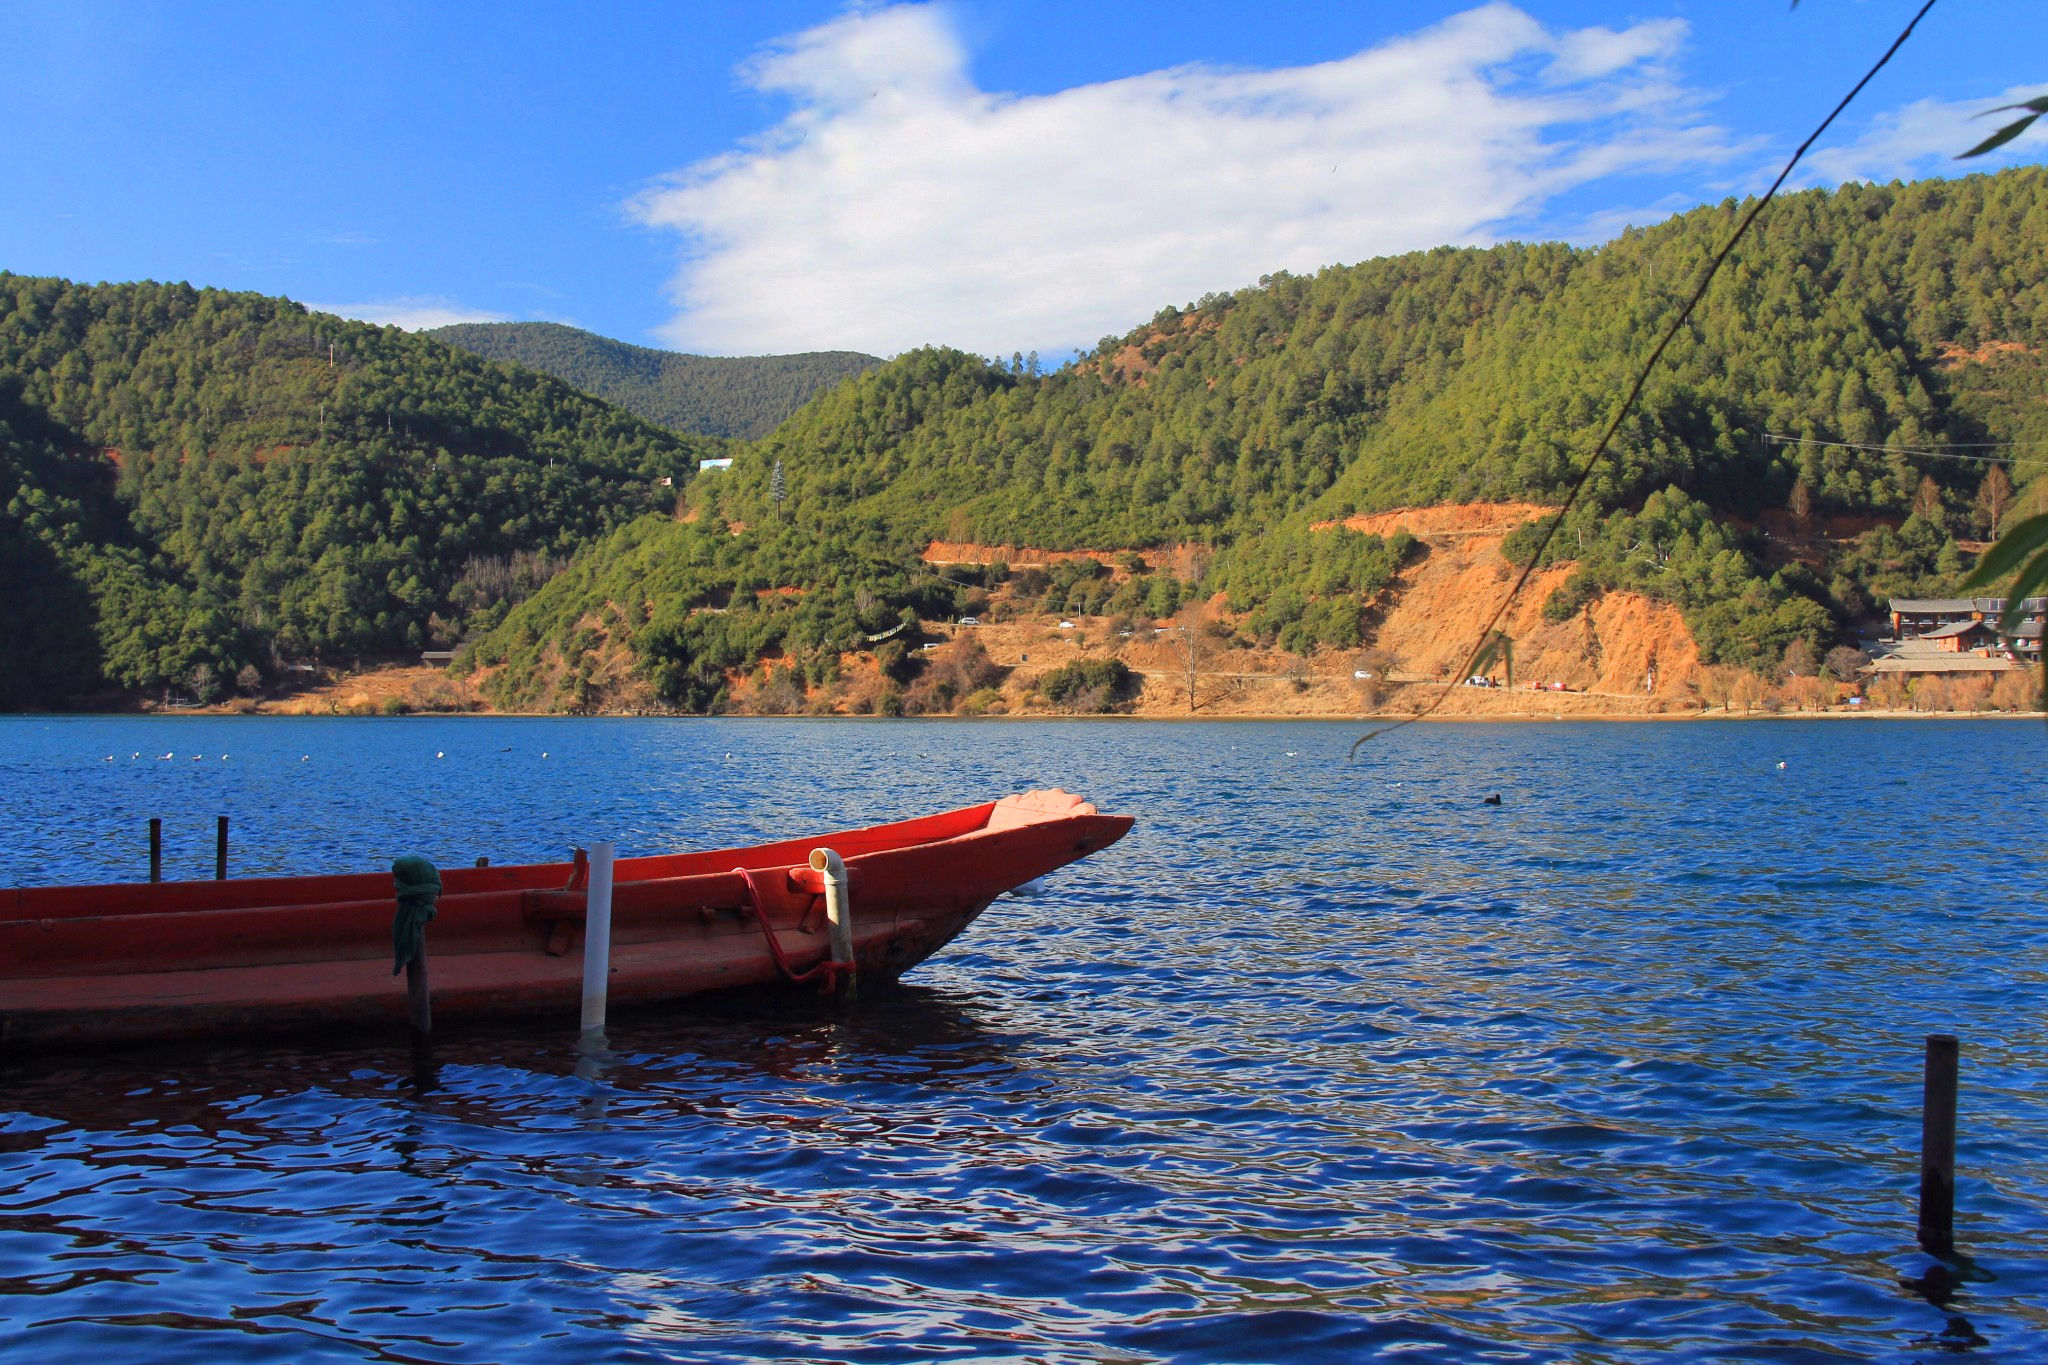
(0, 277), (710, 708)
(428, 322), (879, 439)
(467, 169), (2048, 708)
(723, 171), (2045, 544)
(8, 170), (2045, 715)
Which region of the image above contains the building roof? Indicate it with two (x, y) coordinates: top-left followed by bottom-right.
(1891, 596), (2047, 615)
(1868, 638), (2023, 674)
(1867, 654), (2017, 674)
(1891, 598), (1982, 614)
(1922, 619), (1993, 640)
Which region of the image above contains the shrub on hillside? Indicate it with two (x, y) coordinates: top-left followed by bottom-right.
(1037, 658), (1136, 712)
(904, 637), (1005, 714)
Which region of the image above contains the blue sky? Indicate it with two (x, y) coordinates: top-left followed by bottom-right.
(2, 1), (2040, 358)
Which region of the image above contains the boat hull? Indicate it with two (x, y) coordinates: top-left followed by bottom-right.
(0, 790), (1131, 1048)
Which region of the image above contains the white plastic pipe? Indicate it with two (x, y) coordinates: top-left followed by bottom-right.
(809, 847), (855, 999)
(580, 841), (615, 1033)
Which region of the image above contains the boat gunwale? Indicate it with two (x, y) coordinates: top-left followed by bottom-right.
(1, 799), (1011, 923)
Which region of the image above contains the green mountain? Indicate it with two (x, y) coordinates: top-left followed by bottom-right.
(427, 321), (879, 439)
(726, 171), (2045, 546)
(0, 276), (712, 708)
(464, 169), (2047, 709)
(8, 170), (2044, 714)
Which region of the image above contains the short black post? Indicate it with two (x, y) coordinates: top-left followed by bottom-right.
(391, 856), (441, 1038)
(215, 815), (229, 880)
(149, 818), (162, 883)
(1918, 1034), (1960, 1258)
(405, 955), (433, 1034)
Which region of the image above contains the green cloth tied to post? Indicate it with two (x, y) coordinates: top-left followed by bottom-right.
(391, 855), (442, 976)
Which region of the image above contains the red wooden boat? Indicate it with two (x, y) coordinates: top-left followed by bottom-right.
(0, 789), (1132, 1048)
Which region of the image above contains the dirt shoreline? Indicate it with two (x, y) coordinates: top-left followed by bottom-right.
(106, 667), (2036, 726)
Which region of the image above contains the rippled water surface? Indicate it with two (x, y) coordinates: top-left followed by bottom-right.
(1, 717), (2044, 1361)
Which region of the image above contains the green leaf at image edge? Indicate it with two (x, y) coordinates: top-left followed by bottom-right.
(1960, 513), (2048, 588)
(1957, 96), (2048, 160)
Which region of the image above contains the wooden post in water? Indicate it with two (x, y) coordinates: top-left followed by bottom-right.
(149, 818), (162, 883)
(406, 954), (432, 1034)
(214, 816), (229, 880)
(1918, 1034), (1960, 1258)
(391, 856), (442, 1038)
(580, 842), (616, 1034)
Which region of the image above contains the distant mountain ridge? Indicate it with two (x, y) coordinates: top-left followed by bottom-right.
(0, 276), (711, 709)
(428, 321), (880, 439)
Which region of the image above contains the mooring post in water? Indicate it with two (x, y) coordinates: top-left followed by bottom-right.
(1918, 1033), (1960, 1258)
(405, 953), (432, 1033)
(148, 818), (162, 883)
(391, 856), (442, 1036)
(580, 841), (616, 1034)
(214, 815), (229, 880)
(809, 847), (857, 1003)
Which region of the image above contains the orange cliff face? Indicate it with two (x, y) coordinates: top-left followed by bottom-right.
(1345, 505), (1701, 698)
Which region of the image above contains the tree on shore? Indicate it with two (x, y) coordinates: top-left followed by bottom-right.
(1824, 645), (1869, 684)
(1166, 600), (1216, 714)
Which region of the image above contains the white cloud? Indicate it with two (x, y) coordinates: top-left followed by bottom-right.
(301, 295), (511, 331)
(631, 2), (1740, 357)
(1801, 84), (2048, 186)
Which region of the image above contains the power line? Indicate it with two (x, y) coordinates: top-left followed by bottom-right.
(1764, 434), (2048, 466)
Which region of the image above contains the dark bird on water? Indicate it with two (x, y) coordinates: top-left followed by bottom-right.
(1482, 793), (1502, 805)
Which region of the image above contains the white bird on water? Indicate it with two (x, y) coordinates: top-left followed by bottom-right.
(436, 751), (445, 759)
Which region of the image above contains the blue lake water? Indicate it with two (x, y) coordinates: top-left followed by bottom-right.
(0, 716), (2044, 1362)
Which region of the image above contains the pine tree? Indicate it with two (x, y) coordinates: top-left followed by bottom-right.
(1974, 464), (2013, 539)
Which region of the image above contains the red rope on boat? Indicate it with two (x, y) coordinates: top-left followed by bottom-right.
(735, 867), (839, 996)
